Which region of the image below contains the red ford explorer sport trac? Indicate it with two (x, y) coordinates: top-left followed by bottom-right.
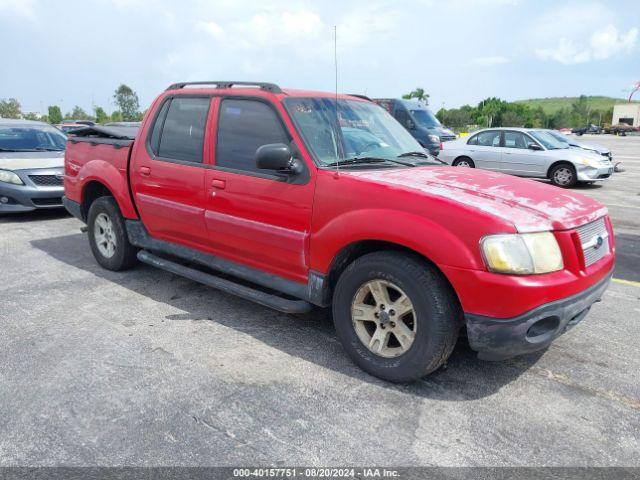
(62, 81), (614, 382)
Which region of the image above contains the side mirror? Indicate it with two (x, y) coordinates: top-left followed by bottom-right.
(528, 143), (543, 151)
(255, 143), (303, 174)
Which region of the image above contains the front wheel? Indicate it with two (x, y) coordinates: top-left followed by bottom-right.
(549, 163), (577, 188)
(332, 251), (461, 382)
(87, 196), (138, 271)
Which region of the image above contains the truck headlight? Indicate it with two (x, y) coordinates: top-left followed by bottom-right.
(0, 170), (24, 185)
(481, 232), (563, 275)
(428, 134), (440, 143)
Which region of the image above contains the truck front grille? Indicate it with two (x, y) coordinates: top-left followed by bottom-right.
(29, 175), (63, 187)
(576, 217), (609, 267)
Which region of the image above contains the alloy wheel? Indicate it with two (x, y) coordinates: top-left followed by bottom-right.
(94, 212), (117, 258)
(351, 279), (417, 358)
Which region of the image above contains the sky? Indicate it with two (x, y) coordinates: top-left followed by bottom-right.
(0, 0), (638, 115)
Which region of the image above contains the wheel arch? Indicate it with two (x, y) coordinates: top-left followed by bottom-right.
(324, 239), (462, 311)
(80, 180), (116, 222)
(453, 155), (474, 166)
(546, 160), (576, 178)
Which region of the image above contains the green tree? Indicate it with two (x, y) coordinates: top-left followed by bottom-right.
(402, 87), (429, 105)
(442, 108), (472, 128)
(23, 112), (40, 121)
(501, 111), (524, 127)
(113, 84), (140, 121)
(571, 95), (590, 127)
(65, 105), (93, 120)
(110, 110), (123, 122)
(94, 106), (109, 124)
(48, 105), (63, 124)
(0, 98), (22, 119)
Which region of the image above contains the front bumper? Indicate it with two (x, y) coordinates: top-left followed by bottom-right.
(577, 164), (614, 182)
(466, 272), (612, 360)
(0, 168), (64, 213)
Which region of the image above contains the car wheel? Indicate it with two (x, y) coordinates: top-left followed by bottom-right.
(87, 196), (138, 271)
(332, 251), (461, 382)
(452, 157), (475, 168)
(549, 164), (577, 188)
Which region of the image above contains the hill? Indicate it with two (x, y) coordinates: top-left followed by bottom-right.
(513, 96), (637, 115)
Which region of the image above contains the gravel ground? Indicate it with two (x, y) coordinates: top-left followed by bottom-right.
(0, 134), (638, 467)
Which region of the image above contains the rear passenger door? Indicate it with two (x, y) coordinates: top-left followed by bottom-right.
(499, 131), (546, 176)
(467, 130), (502, 170)
(203, 97), (315, 283)
(130, 96), (211, 247)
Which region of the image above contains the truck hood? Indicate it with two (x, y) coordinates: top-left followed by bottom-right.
(346, 167), (608, 232)
(0, 151), (64, 171)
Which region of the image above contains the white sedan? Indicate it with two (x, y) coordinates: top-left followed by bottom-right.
(438, 127), (613, 187)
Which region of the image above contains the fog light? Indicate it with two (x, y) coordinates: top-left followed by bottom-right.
(0, 196), (8, 204)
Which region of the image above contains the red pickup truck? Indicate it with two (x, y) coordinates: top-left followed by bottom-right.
(63, 81), (614, 382)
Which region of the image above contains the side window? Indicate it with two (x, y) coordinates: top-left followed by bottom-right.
(157, 97), (210, 163)
(148, 99), (170, 155)
(467, 135), (478, 145)
(503, 131), (528, 149)
(216, 99), (289, 173)
(476, 130), (501, 147)
(394, 105), (410, 126)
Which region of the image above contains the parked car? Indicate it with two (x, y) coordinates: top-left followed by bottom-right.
(373, 98), (456, 156)
(572, 124), (602, 136)
(439, 127), (614, 187)
(104, 121), (142, 129)
(0, 118), (67, 212)
(558, 128), (572, 135)
(56, 120), (95, 134)
(546, 129), (613, 161)
(63, 81), (614, 382)
(605, 123), (638, 135)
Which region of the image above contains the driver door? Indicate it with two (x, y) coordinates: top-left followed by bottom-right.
(203, 97), (315, 283)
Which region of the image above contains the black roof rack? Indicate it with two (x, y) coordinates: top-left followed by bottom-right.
(348, 94), (372, 101)
(166, 81), (283, 93)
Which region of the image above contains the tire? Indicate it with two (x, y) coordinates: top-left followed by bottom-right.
(452, 157), (475, 168)
(332, 251), (462, 382)
(87, 196), (138, 271)
(549, 163), (577, 188)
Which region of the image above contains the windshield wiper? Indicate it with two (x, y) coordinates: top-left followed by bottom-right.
(398, 151), (447, 165)
(324, 157), (413, 168)
(0, 147), (63, 152)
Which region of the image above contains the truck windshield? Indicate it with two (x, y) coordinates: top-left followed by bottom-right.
(283, 97), (429, 166)
(0, 125), (67, 152)
(410, 109), (441, 128)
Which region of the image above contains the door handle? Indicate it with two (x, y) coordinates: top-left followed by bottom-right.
(140, 166), (151, 176)
(211, 179), (226, 189)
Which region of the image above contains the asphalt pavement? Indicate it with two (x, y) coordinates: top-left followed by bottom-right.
(0, 134), (638, 467)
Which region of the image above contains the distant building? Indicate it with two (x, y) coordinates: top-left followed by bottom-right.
(612, 104), (640, 127)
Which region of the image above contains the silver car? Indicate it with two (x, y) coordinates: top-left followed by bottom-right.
(438, 127), (614, 187)
(0, 119), (67, 213)
(545, 129), (613, 161)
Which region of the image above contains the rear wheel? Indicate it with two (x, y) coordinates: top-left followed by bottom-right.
(453, 157), (475, 168)
(332, 251), (461, 382)
(87, 196), (138, 271)
(549, 163), (577, 188)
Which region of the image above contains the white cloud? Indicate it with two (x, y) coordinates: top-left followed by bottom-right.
(472, 55), (509, 66)
(536, 25), (638, 64)
(198, 20), (224, 39)
(0, 0), (37, 20)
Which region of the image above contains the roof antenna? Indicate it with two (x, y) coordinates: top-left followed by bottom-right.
(334, 25), (340, 178)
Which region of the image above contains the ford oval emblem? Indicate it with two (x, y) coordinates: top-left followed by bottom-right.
(594, 235), (604, 250)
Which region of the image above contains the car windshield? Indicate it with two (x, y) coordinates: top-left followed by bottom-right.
(546, 130), (570, 145)
(283, 97), (432, 166)
(529, 130), (568, 150)
(410, 108), (441, 128)
(0, 124), (67, 151)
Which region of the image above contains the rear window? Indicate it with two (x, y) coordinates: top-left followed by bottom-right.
(154, 97), (210, 163)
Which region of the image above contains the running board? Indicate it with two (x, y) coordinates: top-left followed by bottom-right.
(137, 251), (313, 314)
